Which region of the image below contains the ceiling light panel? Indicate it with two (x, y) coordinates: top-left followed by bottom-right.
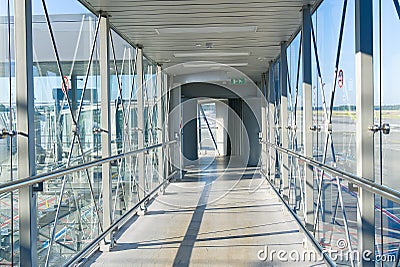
(174, 52), (250, 58)
(155, 26), (257, 35)
(183, 63), (248, 68)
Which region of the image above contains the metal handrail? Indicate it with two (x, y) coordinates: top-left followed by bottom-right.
(262, 141), (400, 204)
(0, 140), (177, 194)
(65, 170), (179, 267)
(261, 169), (337, 267)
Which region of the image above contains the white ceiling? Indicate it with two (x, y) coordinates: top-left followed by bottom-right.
(81, 0), (315, 82)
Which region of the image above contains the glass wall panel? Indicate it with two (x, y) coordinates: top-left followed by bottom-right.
(33, 1), (101, 171)
(311, 0), (358, 261)
(0, 0), (19, 264)
(287, 33), (301, 153)
(373, 0), (400, 263)
(312, 0), (356, 173)
(109, 29), (139, 221)
(0, 191), (19, 265)
(31, 0), (102, 265)
(286, 33), (305, 214)
(274, 58), (281, 146)
(0, 0), (16, 185)
(271, 59), (282, 189)
(143, 58), (159, 193)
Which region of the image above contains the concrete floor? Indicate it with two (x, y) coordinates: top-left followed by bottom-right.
(85, 157), (325, 267)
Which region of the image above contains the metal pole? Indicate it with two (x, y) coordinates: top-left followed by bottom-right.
(302, 5), (314, 229)
(137, 47), (146, 214)
(99, 13), (113, 249)
(71, 74), (78, 118)
(14, 0), (37, 265)
(280, 41), (289, 199)
(179, 87), (183, 180)
(264, 71), (270, 179)
(355, 0), (375, 265)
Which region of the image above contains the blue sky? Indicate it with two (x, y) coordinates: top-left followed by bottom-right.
(0, 0), (90, 16)
(286, 0), (400, 107)
(1, 0), (400, 106)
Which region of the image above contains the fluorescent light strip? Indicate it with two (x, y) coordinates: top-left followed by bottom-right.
(183, 63), (248, 68)
(174, 52), (250, 58)
(155, 26), (257, 34)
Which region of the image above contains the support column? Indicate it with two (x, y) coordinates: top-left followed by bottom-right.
(182, 98), (198, 166)
(164, 73), (171, 179)
(156, 65), (164, 191)
(99, 14), (112, 248)
(136, 47), (146, 213)
(302, 5), (314, 228)
(355, 0), (375, 265)
(168, 83), (182, 176)
(15, 0), (37, 265)
(268, 63), (275, 181)
(280, 42), (289, 199)
(261, 73), (268, 174)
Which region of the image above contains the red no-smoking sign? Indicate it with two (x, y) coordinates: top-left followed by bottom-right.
(338, 69), (344, 89)
(62, 76), (70, 93)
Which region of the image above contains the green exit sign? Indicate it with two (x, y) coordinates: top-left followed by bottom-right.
(230, 78), (246, 85)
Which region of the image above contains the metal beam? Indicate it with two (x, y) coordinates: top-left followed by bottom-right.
(99, 14), (112, 248)
(280, 41), (289, 199)
(355, 0), (375, 265)
(301, 5), (314, 229)
(136, 47), (146, 213)
(14, 0), (37, 265)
